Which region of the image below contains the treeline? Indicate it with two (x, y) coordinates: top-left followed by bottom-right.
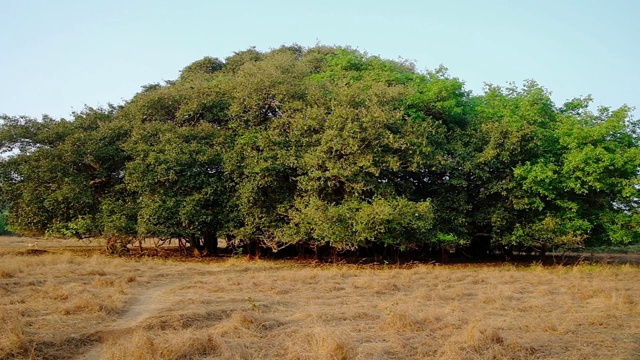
(1, 45), (638, 258)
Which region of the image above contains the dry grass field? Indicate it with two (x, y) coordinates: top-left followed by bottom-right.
(0, 237), (639, 360)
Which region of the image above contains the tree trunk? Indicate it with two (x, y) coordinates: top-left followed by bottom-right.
(203, 230), (218, 256)
(188, 234), (203, 253)
(441, 247), (449, 263)
(297, 242), (307, 259)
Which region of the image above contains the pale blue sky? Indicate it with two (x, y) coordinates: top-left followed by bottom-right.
(1, 0), (638, 119)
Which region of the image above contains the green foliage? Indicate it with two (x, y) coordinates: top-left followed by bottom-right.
(179, 56), (224, 80)
(46, 215), (100, 239)
(281, 197), (434, 250)
(1, 44), (638, 256)
(0, 106), (127, 236)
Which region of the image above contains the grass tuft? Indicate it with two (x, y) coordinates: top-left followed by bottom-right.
(437, 322), (536, 360)
(102, 329), (224, 360)
(0, 308), (26, 359)
(282, 327), (356, 360)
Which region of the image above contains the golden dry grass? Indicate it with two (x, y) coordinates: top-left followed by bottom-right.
(0, 244), (638, 359)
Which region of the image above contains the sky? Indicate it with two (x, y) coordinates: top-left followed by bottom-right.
(1, 0), (638, 119)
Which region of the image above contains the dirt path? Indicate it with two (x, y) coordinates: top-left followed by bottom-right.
(76, 278), (185, 360)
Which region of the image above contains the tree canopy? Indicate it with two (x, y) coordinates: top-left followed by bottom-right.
(1, 45), (638, 257)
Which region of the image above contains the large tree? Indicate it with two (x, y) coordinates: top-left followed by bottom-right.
(0, 107), (128, 238)
(1, 45), (637, 258)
